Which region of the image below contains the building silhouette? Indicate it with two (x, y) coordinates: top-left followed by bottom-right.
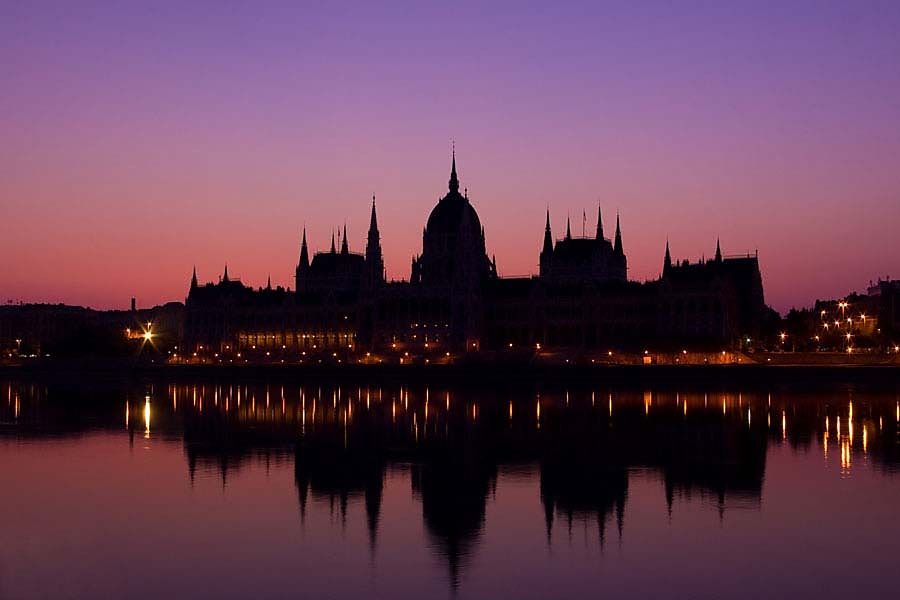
(184, 152), (766, 355)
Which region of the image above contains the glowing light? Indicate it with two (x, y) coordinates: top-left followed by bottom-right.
(841, 437), (851, 472)
(143, 396), (151, 438)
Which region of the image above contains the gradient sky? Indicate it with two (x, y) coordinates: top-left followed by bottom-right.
(2, 1), (899, 312)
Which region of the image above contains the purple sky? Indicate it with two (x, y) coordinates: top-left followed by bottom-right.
(2, 1), (899, 312)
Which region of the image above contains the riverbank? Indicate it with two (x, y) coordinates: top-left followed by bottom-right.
(2, 357), (899, 389)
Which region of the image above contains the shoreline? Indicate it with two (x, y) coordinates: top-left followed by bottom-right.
(2, 359), (899, 388)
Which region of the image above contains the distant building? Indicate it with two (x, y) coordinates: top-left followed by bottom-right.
(184, 152), (767, 355)
(877, 280), (900, 338)
(0, 302), (182, 357)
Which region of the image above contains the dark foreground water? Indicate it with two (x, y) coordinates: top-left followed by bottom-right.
(2, 377), (900, 599)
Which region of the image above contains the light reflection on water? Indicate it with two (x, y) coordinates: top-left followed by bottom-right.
(2, 379), (900, 599)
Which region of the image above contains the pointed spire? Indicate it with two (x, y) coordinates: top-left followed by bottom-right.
(542, 209), (553, 254)
(715, 238), (722, 262)
(664, 239), (672, 273)
(614, 213), (623, 254)
(565, 216), (572, 240)
(596, 203), (604, 240)
(222, 263), (229, 283)
(369, 195), (378, 233)
(266, 274), (272, 290)
(341, 224), (349, 254)
(190, 265), (198, 290)
(448, 142), (460, 193)
(366, 196), (385, 287)
(330, 230), (336, 254)
(299, 227), (309, 269)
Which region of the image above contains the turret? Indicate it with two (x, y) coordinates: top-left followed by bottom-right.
(411, 256), (421, 284)
(299, 228), (310, 270)
(542, 209), (553, 255)
(664, 239), (672, 274)
(295, 227), (310, 294)
(613, 214), (623, 255)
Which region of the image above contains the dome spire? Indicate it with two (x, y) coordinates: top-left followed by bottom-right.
(448, 141), (459, 193)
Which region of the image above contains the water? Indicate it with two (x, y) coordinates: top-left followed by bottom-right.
(2, 378), (899, 599)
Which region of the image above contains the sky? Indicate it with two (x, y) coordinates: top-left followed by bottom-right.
(2, 1), (899, 312)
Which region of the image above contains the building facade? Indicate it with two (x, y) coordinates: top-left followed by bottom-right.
(183, 154), (766, 357)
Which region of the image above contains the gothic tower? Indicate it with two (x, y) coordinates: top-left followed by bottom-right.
(295, 227), (310, 293)
(365, 196), (385, 288)
(540, 209), (553, 276)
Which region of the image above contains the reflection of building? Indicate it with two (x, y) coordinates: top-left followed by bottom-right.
(540, 451), (628, 547)
(184, 152), (766, 354)
(12, 381), (900, 591)
(412, 440), (497, 588)
(294, 438), (384, 551)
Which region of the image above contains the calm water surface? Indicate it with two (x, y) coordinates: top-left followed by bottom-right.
(2, 378), (900, 599)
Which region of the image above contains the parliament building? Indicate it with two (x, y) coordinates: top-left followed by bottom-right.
(184, 153), (765, 358)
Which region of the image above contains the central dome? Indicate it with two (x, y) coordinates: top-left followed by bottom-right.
(425, 152), (481, 237)
(425, 151), (482, 235)
(416, 152), (492, 286)
(426, 189), (483, 237)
